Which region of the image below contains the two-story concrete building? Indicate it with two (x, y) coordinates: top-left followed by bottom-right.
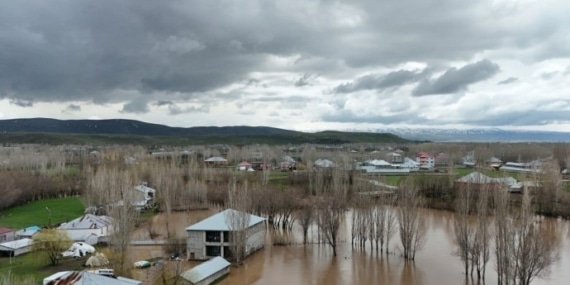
(185, 209), (265, 261)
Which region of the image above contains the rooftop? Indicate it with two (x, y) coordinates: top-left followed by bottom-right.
(0, 238), (33, 250)
(15, 226), (41, 236)
(185, 209), (265, 231)
(59, 215), (113, 230)
(0, 227), (13, 234)
(43, 271), (141, 285)
(180, 257), (231, 284)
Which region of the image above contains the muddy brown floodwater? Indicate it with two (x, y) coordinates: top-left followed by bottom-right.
(130, 209), (570, 285)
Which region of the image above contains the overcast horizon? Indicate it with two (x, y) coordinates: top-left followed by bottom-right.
(1, 0), (569, 132)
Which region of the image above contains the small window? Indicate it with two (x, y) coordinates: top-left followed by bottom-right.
(206, 231), (221, 242)
(206, 246), (221, 257)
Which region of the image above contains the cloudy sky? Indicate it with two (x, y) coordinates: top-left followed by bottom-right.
(1, 0), (570, 132)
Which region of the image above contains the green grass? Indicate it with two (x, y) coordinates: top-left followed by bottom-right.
(0, 251), (88, 282)
(0, 197), (85, 229)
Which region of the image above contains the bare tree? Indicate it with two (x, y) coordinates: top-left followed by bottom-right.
(315, 168), (348, 257)
(396, 177), (425, 260)
(472, 185), (491, 280)
(454, 184), (476, 276)
(225, 180), (251, 265)
(297, 200), (314, 244)
(494, 188), (560, 285)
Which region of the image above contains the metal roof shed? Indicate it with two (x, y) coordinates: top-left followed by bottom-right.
(180, 257), (231, 285)
(0, 238), (33, 256)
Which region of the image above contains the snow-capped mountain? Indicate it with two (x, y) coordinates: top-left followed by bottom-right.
(361, 128), (570, 142)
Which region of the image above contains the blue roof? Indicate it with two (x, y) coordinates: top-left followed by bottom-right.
(15, 226), (40, 236)
(185, 209), (265, 231)
(180, 257), (230, 284)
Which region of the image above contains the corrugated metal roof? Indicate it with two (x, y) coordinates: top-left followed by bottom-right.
(180, 257), (230, 284)
(59, 215), (113, 230)
(0, 238), (33, 250)
(43, 271), (141, 285)
(185, 209), (265, 231)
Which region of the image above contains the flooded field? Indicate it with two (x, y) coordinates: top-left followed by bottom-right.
(130, 209), (570, 285)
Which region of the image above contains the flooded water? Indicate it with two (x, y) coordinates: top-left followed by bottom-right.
(130, 209), (570, 285)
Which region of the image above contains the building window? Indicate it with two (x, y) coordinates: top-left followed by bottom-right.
(223, 246), (232, 259)
(223, 231), (229, 242)
(206, 246), (221, 257)
(206, 231), (221, 242)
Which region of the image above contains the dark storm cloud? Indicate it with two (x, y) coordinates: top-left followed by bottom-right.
(10, 99), (33, 107)
(61, 104), (81, 113)
(498, 77), (518, 85)
(333, 69), (428, 93)
(155, 100), (173, 107)
(412, 60), (500, 96)
(121, 100), (149, 114)
(294, 74), (314, 87)
(0, 0), (559, 107)
(167, 104), (209, 115)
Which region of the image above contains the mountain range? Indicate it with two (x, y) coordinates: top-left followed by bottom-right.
(0, 118), (407, 145)
(1, 118), (568, 143)
(366, 128), (570, 142)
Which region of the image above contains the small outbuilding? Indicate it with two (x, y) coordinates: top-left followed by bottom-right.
(15, 226), (41, 239)
(0, 227), (15, 242)
(0, 238), (33, 256)
(179, 257), (231, 285)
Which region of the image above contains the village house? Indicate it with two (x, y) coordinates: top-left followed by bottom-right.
(415, 152), (435, 169)
(279, 156), (296, 171)
(0, 227), (15, 242)
(179, 256), (231, 285)
(314, 159), (335, 168)
(462, 151), (476, 168)
(237, 161), (253, 171)
(185, 209), (266, 261)
(434, 153), (450, 168)
(499, 161), (542, 174)
(386, 152), (404, 164)
(455, 172), (518, 191)
(58, 214), (113, 245)
(204, 156), (228, 167)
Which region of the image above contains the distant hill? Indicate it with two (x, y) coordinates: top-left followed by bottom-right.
(367, 127), (570, 142)
(0, 118), (298, 136)
(0, 118), (409, 145)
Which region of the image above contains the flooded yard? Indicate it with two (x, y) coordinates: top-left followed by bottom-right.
(130, 209), (570, 285)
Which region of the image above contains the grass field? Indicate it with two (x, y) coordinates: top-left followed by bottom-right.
(0, 197), (85, 229)
(0, 251), (88, 282)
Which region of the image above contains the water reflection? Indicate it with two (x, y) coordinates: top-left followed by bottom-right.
(130, 208), (570, 285)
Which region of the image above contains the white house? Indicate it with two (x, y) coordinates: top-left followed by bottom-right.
(186, 209), (265, 261)
(314, 159), (335, 168)
(179, 256), (231, 285)
(59, 214), (113, 244)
